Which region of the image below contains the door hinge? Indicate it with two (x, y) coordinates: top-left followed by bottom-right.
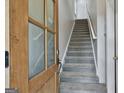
(56, 49), (59, 56)
(5, 51), (9, 68)
(56, 49), (60, 64)
(104, 33), (106, 37)
(113, 56), (118, 60)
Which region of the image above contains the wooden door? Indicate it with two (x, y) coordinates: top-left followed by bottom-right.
(10, 0), (59, 93)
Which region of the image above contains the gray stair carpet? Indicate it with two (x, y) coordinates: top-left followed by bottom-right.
(60, 19), (107, 93)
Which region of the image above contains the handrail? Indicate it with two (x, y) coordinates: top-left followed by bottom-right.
(87, 17), (97, 39)
(86, 4), (97, 39)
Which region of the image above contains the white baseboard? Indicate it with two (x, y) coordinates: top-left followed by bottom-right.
(60, 21), (75, 73)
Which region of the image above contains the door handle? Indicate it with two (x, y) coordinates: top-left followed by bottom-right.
(113, 56), (118, 60)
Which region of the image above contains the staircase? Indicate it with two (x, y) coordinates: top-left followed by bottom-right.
(60, 19), (107, 93)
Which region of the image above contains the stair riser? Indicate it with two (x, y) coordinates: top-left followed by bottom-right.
(72, 33), (89, 35)
(73, 31), (89, 32)
(65, 55), (94, 59)
(61, 77), (99, 83)
(72, 35), (90, 37)
(71, 40), (90, 42)
(73, 31), (89, 33)
(67, 53), (93, 57)
(68, 45), (92, 48)
(68, 50), (92, 52)
(74, 24), (88, 28)
(69, 45), (91, 47)
(71, 37), (91, 39)
(75, 21), (88, 23)
(74, 28), (88, 29)
(71, 34), (90, 38)
(70, 41), (91, 44)
(69, 43), (91, 46)
(70, 38), (91, 43)
(63, 67), (96, 72)
(74, 26), (88, 28)
(75, 24), (88, 25)
(69, 45), (91, 48)
(70, 41), (91, 43)
(71, 38), (90, 40)
(67, 51), (93, 53)
(70, 40), (90, 42)
(71, 37), (90, 39)
(70, 40), (91, 42)
(67, 50), (93, 53)
(75, 21), (87, 22)
(65, 57), (94, 61)
(60, 90), (106, 93)
(74, 25), (88, 27)
(75, 23), (88, 25)
(73, 28), (89, 32)
(71, 36), (91, 39)
(72, 30), (89, 32)
(72, 34), (90, 37)
(74, 27), (88, 28)
(72, 33), (90, 35)
(67, 48), (93, 54)
(65, 60), (94, 64)
(69, 45), (92, 47)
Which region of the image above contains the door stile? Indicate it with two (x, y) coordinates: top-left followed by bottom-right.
(10, 0), (29, 93)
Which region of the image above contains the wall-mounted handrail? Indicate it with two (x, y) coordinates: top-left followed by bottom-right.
(86, 4), (97, 40)
(88, 17), (97, 40)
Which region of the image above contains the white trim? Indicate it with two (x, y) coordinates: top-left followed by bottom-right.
(60, 21), (75, 73)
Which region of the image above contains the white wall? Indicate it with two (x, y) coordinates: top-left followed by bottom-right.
(58, 0), (75, 62)
(76, 0), (88, 19)
(97, 0), (106, 83)
(5, 0), (10, 88)
(106, 0), (115, 93)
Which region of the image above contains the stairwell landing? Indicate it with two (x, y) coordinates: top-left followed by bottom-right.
(60, 19), (107, 93)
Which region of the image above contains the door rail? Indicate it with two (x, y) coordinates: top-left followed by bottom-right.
(5, 88), (18, 93)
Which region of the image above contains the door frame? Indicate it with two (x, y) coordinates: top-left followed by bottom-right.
(9, 0), (59, 93)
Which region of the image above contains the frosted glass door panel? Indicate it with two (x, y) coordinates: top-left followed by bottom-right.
(29, 23), (45, 79)
(48, 32), (55, 67)
(47, 0), (54, 30)
(29, 0), (44, 23)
